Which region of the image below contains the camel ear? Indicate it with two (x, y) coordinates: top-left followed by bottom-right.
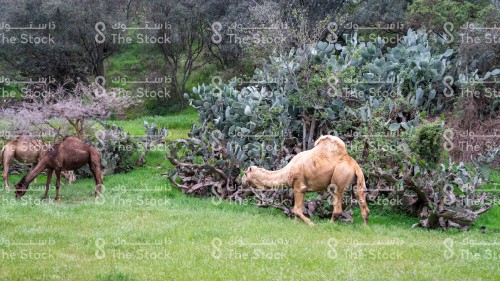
(248, 166), (253, 172)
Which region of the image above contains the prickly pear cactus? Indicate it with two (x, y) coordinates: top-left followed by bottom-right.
(185, 80), (296, 171)
(136, 121), (168, 166)
(167, 29), (498, 229)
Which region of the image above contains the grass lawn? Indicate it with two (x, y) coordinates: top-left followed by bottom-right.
(108, 107), (198, 141)
(0, 111), (499, 281)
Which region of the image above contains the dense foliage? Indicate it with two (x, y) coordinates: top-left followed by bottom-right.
(168, 29), (499, 230)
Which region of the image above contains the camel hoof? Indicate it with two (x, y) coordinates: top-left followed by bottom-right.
(308, 222), (315, 227)
(55, 196), (60, 202)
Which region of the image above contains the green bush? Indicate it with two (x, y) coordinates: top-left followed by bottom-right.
(76, 124), (137, 179)
(407, 0), (488, 34)
(409, 121), (445, 166)
(169, 28), (498, 230)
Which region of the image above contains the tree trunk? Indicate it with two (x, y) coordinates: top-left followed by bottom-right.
(307, 116), (316, 150)
(92, 43), (106, 85)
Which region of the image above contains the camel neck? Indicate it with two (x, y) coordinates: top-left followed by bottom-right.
(20, 159), (47, 186)
(256, 166), (290, 188)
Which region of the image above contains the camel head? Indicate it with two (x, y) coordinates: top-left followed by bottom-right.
(15, 177), (29, 199)
(241, 166), (260, 188)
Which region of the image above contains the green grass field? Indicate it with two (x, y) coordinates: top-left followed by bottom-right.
(1, 110), (499, 281)
(108, 107), (198, 140)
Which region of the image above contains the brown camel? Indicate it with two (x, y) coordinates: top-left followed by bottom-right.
(15, 136), (102, 200)
(1, 136), (76, 191)
(242, 135), (370, 226)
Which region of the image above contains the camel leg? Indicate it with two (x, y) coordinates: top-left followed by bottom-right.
(0, 144), (16, 191)
(89, 154), (103, 197)
(292, 188), (314, 226)
(28, 164), (38, 184)
(330, 174), (350, 223)
(42, 169), (53, 200)
(330, 183), (346, 223)
(2, 149), (13, 191)
(356, 181), (370, 225)
(54, 170), (61, 201)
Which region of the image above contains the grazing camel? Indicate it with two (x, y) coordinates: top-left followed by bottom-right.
(1, 136), (75, 191)
(15, 136), (102, 200)
(242, 135), (370, 226)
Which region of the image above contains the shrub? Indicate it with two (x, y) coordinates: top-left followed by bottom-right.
(76, 124), (137, 179)
(409, 121), (445, 166)
(166, 29), (498, 230)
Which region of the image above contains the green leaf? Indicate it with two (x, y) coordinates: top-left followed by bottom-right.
(244, 105), (252, 116)
(360, 107), (367, 122)
(415, 88), (424, 101)
(443, 49), (453, 57)
(414, 165), (420, 175)
(389, 123), (400, 131)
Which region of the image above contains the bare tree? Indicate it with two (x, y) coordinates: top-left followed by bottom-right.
(149, 0), (210, 105)
(0, 0), (142, 83)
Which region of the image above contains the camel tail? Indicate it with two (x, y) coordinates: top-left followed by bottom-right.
(354, 162), (370, 224)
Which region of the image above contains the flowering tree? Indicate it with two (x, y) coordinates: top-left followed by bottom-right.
(1, 81), (136, 141)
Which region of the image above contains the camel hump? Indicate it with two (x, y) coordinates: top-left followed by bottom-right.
(8, 136), (23, 145)
(314, 135), (346, 148)
(9, 136), (41, 147)
(63, 135), (80, 141)
(314, 135), (347, 154)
